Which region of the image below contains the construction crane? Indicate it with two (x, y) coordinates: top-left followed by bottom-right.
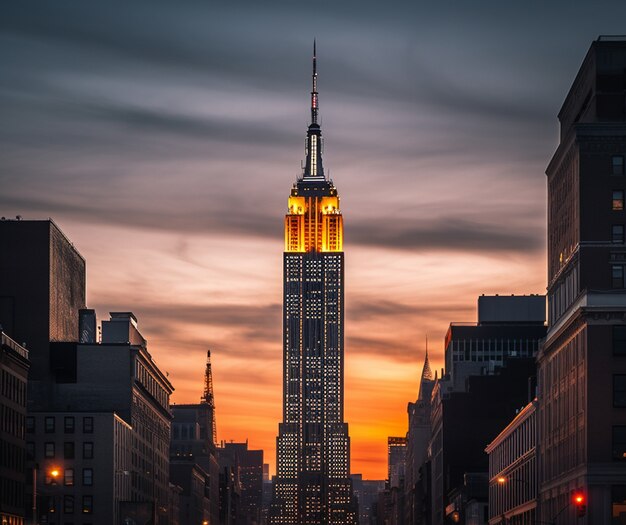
(203, 349), (217, 445)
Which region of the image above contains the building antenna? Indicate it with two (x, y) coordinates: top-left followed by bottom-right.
(311, 39), (319, 125)
(203, 349), (217, 445)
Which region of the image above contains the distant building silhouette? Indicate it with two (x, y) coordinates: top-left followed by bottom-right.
(404, 350), (435, 525)
(219, 441), (263, 525)
(270, 44), (357, 525)
(170, 351), (220, 525)
(538, 36), (626, 524)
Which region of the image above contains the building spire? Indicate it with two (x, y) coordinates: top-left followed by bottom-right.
(311, 39), (318, 125)
(418, 335), (434, 401)
(203, 349), (217, 445)
(303, 40), (324, 180)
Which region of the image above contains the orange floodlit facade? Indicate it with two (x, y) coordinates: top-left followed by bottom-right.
(285, 194), (343, 253)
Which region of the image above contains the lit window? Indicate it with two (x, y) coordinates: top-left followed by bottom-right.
(83, 495), (93, 514)
(614, 190), (625, 211)
(64, 468), (74, 486)
(614, 156), (625, 176)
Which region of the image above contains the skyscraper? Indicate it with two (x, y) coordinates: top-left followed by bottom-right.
(537, 36), (626, 524)
(270, 44), (357, 525)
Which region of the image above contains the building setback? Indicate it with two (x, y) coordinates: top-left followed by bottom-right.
(0, 332), (29, 525)
(538, 36), (626, 524)
(270, 44), (357, 525)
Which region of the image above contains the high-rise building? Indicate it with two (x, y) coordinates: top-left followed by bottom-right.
(404, 351), (434, 525)
(387, 437), (407, 489)
(0, 218), (85, 384)
(270, 44), (357, 525)
(537, 36), (626, 524)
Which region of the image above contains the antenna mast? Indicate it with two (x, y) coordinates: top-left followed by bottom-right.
(203, 349), (217, 444)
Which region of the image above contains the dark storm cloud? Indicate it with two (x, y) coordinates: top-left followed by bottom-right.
(348, 217), (543, 253)
(348, 299), (471, 323)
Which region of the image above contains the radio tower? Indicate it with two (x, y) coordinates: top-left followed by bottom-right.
(203, 349), (217, 445)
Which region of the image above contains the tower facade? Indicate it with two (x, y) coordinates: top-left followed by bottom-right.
(271, 45), (357, 525)
(537, 37), (626, 524)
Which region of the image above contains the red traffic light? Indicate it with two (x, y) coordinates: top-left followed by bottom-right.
(573, 492), (586, 517)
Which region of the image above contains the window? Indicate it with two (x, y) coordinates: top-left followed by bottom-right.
(612, 486), (626, 524)
(26, 417), (35, 433)
(82, 495), (93, 514)
(47, 496), (56, 514)
(83, 468), (93, 486)
(614, 426), (626, 460)
(613, 265), (624, 289)
(615, 326), (626, 356)
(616, 376), (626, 407)
(64, 416), (75, 434)
(614, 156), (625, 176)
(64, 495), (74, 514)
(64, 442), (75, 459)
(44, 442), (55, 458)
(64, 468), (74, 486)
(83, 442), (94, 459)
(614, 225), (625, 243)
(83, 417), (93, 433)
(45, 416), (55, 433)
(614, 190), (625, 211)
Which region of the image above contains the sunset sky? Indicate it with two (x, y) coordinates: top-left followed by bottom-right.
(3, 1), (626, 479)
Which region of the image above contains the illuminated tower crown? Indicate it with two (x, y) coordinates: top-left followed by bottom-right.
(284, 41), (344, 254)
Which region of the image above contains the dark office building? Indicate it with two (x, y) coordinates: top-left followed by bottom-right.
(538, 36), (626, 524)
(26, 312), (174, 525)
(0, 332), (29, 525)
(0, 219), (85, 383)
(430, 295), (546, 525)
(220, 442), (264, 525)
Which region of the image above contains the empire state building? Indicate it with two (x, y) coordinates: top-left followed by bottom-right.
(270, 45), (357, 525)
